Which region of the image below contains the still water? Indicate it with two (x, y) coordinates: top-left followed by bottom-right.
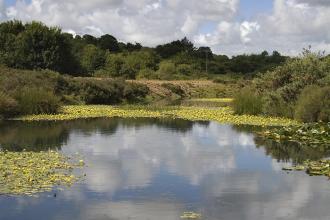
(0, 118), (329, 220)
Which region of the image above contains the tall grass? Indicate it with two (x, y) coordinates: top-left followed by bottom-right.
(15, 88), (61, 115)
(295, 86), (330, 122)
(0, 91), (18, 118)
(233, 88), (263, 115)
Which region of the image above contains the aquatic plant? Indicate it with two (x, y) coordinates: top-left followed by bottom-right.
(282, 160), (330, 178)
(0, 150), (83, 196)
(180, 212), (202, 219)
(260, 123), (330, 147)
(18, 105), (299, 127)
(189, 98), (233, 103)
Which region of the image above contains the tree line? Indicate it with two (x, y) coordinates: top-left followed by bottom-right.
(0, 20), (287, 79)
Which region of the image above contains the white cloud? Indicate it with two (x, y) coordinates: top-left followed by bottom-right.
(1, 0), (330, 55)
(0, 0), (5, 19)
(4, 0), (238, 47)
(240, 21), (260, 43)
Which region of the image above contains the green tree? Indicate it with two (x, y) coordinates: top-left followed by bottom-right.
(80, 44), (105, 74)
(98, 34), (120, 52)
(12, 21), (73, 72)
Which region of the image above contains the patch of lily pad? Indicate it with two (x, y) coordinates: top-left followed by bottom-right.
(259, 123), (330, 179)
(17, 105), (299, 127)
(0, 150), (83, 196)
(260, 123), (330, 147)
(180, 212), (202, 219)
(283, 160), (330, 178)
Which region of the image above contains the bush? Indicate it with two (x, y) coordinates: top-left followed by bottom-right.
(295, 86), (330, 122)
(157, 61), (176, 79)
(123, 83), (149, 103)
(16, 88), (61, 115)
(161, 83), (186, 97)
(136, 68), (159, 80)
(233, 88), (263, 115)
(82, 80), (124, 104)
(262, 92), (294, 118)
(0, 92), (19, 118)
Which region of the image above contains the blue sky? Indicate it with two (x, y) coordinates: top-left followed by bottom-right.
(239, 0), (273, 19)
(2, 0), (330, 55)
(5, 0), (16, 6)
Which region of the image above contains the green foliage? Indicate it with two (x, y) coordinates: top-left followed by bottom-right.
(99, 50), (159, 79)
(98, 34), (120, 52)
(56, 78), (149, 105)
(82, 80), (124, 104)
(233, 88), (263, 115)
(157, 61), (176, 79)
(136, 68), (159, 80)
(295, 86), (330, 122)
(15, 87), (61, 115)
(80, 44), (105, 74)
(0, 92), (19, 118)
(0, 20), (288, 78)
(252, 50), (330, 121)
(123, 83), (149, 103)
(176, 64), (194, 76)
(161, 83), (186, 97)
(263, 92), (294, 118)
(155, 37), (194, 59)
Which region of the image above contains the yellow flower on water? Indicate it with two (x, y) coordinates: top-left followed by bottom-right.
(17, 105), (300, 127)
(181, 212), (202, 219)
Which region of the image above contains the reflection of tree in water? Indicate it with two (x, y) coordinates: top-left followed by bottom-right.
(254, 137), (330, 163)
(232, 124), (330, 163)
(118, 118), (209, 133)
(0, 117), (205, 152)
(0, 121), (70, 152)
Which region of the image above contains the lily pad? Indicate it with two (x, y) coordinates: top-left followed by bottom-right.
(0, 150), (83, 196)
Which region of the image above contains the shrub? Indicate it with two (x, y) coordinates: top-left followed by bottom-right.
(295, 86), (330, 122)
(0, 92), (19, 118)
(82, 80), (124, 104)
(233, 88), (263, 115)
(157, 61), (176, 79)
(123, 83), (149, 103)
(16, 88), (61, 115)
(262, 92), (294, 118)
(161, 83), (186, 97)
(136, 68), (159, 80)
(176, 64), (193, 76)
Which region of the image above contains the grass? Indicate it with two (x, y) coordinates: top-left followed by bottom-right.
(17, 105), (300, 127)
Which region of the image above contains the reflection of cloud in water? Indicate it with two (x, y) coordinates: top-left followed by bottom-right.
(80, 200), (183, 220)
(64, 122), (250, 192)
(2, 119), (330, 220)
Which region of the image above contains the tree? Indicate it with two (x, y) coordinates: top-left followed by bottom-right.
(126, 42), (142, 52)
(80, 44), (105, 74)
(158, 61), (176, 77)
(98, 34), (120, 52)
(13, 21), (70, 72)
(155, 37), (194, 59)
(82, 34), (98, 45)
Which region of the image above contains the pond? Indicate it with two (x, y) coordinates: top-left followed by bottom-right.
(0, 118), (330, 220)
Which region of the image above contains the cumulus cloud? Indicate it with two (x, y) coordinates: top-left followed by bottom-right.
(295, 0), (330, 7)
(1, 0), (330, 55)
(0, 0), (5, 19)
(4, 0), (239, 46)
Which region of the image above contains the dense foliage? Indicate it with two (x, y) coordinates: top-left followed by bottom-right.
(0, 66), (149, 118)
(0, 20), (287, 78)
(233, 49), (330, 122)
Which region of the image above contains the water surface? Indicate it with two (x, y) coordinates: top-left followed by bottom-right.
(0, 118), (329, 220)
